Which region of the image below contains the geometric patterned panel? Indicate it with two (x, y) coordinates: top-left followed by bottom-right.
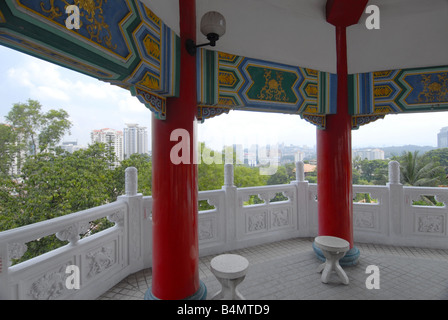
(197, 49), (338, 126)
(349, 66), (448, 116)
(5, 1), (447, 128)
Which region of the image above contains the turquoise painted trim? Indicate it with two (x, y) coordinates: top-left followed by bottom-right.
(144, 281), (207, 300)
(312, 241), (360, 267)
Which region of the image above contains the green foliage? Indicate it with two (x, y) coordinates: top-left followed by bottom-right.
(0, 124), (17, 176)
(393, 151), (445, 187)
(198, 143), (225, 191)
(0, 143), (114, 230)
(113, 153), (152, 197)
(5, 99), (72, 156)
(234, 166), (269, 188)
(352, 157), (388, 185)
(5, 100), (448, 264)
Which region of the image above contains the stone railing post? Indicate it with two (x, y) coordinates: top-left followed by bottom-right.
(291, 161), (310, 237)
(125, 167), (138, 196)
(223, 164), (237, 251)
(296, 160), (305, 182)
(387, 161), (403, 238)
(0, 243), (9, 299)
(118, 167), (144, 274)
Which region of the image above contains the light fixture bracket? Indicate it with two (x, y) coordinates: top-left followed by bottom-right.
(186, 11), (226, 56)
(186, 33), (220, 56)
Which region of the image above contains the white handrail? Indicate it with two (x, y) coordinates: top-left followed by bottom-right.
(0, 201), (127, 245)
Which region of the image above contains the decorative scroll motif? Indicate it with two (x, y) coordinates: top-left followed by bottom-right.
(56, 222), (90, 244)
(197, 106), (232, 122)
(352, 114), (385, 129)
(28, 264), (70, 300)
(40, 0), (117, 50)
(301, 114), (326, 129)
(417, 73), (448, 104)
(255, 69), (289, 103)
(86, 246), (114, 278)
(8, 243), (28, 260)
(107, 207), (125, 226)
(417, 215), (444, 234)
(131, 86), (166, 120)
(350, 66), (448, 120)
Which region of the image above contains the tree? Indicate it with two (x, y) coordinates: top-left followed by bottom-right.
(424, 148), (448, 184)
(0, 143), (116, 263)
(198, 143), (225, 191)
(353, 157), (388, 184)
(5, 99), (72, 157)
(397, 151), (443, 187)
(0, 124), (16, 176)
(267, 166), (289, 185)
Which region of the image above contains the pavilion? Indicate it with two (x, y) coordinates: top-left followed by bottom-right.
(1, 0), (448, 300)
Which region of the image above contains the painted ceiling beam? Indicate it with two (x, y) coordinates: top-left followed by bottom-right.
(325, 0), (369, 27)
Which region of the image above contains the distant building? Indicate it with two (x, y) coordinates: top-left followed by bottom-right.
(91, 128), (124, 163)
(438, 127), (448, 148)
(123, 124), (149, 159)
(353, 148), (385, 161)
(60, 140), (84, 153)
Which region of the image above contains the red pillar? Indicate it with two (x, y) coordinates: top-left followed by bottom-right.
(316, 26), (353, 247)
(315, 0), (368, 264)
(147, 0), (205, 300)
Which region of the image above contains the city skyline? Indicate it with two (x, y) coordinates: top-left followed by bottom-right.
(2, 46), (448, 153)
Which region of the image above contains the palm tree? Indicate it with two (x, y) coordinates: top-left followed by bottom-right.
(399, 151), (444, 205)
(400, 151), (441, 187)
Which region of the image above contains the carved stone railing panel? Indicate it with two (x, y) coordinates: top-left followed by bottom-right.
(4, 163), (448, 300)
(56, 222), (90, 245)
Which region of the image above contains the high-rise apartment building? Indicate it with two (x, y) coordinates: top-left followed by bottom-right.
(123, 124), (148, 159)
(438, 127), (448, 148)
(90, 128), (124, 162)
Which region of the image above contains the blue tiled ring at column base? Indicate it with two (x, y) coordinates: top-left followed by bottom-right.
(312, 241), (360, 266)
(144, 280), (207, 300)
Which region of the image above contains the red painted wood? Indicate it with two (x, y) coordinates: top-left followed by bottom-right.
(326, 0), (369, 27)
(151, 0), (200, 300)
(316, 26), (354, 247)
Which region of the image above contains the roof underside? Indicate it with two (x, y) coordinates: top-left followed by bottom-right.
(1, 0), (448, 127)
(141, 0), (448, 74)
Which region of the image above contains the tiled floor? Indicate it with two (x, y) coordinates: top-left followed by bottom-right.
(97, 238), (448, 300)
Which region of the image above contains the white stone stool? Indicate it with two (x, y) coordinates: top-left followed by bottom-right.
(315, 236), (350, 285)
(210, 254), (249, 300)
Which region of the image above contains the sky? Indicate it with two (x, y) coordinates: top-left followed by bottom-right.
(1, 45), (448, 152)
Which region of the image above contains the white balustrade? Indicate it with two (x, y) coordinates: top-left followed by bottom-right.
(2, 161), (448, 299)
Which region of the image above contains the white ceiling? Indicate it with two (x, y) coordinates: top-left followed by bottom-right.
(140, 0), (448, 74)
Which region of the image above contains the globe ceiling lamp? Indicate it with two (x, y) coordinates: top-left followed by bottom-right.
(186, 11), (226, 56)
